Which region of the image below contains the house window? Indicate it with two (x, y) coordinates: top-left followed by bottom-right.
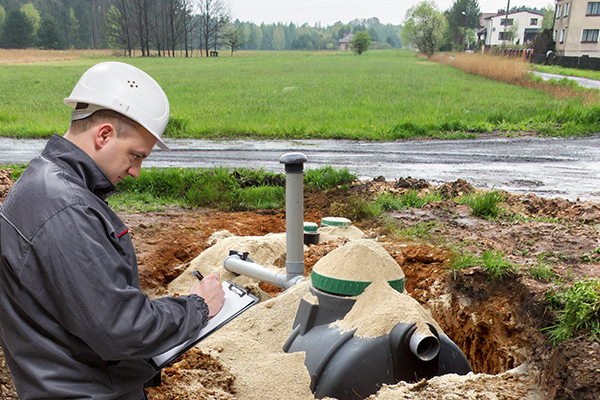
(587, 2), (600, 15)
(560, 29), (566, 43)
(564, 3), (570, 16)
(582, 29), (600, 42)
(530, 18), (538, 25)
(499, 31), (507, 40)
(554, 30), (558, 40)
(556, 4), (562, 18)
(500, 18), (514, 25)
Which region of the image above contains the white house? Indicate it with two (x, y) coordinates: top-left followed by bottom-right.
(554, 0), (600, 57)
(481, 9), (545, 46)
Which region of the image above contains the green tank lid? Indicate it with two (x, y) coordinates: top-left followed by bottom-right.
(321, 217), (352, 227)
(303, 222), (319, 232)
(311, 270), (405, 296)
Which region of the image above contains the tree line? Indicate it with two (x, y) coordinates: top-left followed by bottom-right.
(0, 0), (402, 55)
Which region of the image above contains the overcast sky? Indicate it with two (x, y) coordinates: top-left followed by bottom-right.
(227, 0), (554, 26)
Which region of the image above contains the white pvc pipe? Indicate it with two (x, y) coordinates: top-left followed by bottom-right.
(223, 255), (304, 289)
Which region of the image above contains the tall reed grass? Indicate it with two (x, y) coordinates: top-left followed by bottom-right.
(440, 53), (600, 104)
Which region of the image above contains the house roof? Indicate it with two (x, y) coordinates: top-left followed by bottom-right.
(483, 9), (545, 19)
(339, 33), (354, 43)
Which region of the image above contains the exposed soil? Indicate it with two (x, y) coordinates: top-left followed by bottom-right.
(1, 169), (600, 399)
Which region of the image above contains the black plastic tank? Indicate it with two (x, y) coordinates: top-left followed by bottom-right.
(282, 240), (472, 400)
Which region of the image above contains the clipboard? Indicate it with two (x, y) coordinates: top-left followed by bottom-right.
(150, 280), (259, 370)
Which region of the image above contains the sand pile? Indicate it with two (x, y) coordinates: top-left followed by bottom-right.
(312, 239), (404, 283)
(163, 231), (539, 400)
(318, 225), (365, 242)
(199, 280), (314, 400)
(333, 279), (441, 338)
(168, 233), (287, 297)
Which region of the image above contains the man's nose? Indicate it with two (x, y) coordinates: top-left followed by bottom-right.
(127, 165), (141, 179)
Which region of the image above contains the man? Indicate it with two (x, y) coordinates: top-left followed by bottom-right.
(0, 62), (225, 399)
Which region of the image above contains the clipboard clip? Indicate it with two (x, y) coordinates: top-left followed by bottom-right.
(228, 281), (249, 297)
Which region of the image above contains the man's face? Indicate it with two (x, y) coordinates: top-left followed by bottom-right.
(95, 127), (157, 184)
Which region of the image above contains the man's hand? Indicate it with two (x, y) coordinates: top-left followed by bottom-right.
(189, 273), (225, 317)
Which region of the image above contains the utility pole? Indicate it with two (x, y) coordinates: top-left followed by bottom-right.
(503, 0), (510, 48)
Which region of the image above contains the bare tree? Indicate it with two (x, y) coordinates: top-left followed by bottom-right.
(197, 0), (230, 57)
(221, 23), (250, 56)
(110, 0), (135, 56)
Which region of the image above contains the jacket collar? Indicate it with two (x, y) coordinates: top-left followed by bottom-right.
(42, 134), (117, 200)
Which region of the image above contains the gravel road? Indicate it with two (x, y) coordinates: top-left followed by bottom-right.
(2, 135), (600, 202)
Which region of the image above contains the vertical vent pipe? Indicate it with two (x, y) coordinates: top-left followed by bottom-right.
(280, 153), (308, 281)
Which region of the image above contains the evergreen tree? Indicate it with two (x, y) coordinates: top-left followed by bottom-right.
(444, 0), (481, 50)
(38, 14), (62, 49)
(2, 10), (33, 48)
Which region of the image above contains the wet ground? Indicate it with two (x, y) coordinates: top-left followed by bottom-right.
(3, 134), (600, 202)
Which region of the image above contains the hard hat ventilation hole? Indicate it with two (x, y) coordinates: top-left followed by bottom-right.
(127, 80), (139, 88)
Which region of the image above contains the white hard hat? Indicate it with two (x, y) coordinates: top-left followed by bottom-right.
(64, 62), (170, 150)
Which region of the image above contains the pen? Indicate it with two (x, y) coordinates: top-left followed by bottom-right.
(192, 271), (204, 282)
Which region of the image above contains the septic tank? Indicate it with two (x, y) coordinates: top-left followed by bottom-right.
(283, 239), (471, 400)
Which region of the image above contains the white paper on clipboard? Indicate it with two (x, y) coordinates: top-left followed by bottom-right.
(150, 280), (259, 369)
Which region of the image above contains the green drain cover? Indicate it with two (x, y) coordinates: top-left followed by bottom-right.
(303, 222), (319, 232)
(311, 270), (405, 296)
(321, 217), (351, 227)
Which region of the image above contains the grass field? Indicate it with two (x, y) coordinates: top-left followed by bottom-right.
(1, 49), (599, 140)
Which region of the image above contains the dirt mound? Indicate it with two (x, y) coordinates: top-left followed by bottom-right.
(542, 336), (600, 400)
(146, 348), (236, 400)
(0, 169), (14, 203)
(505, 192), (600, 223)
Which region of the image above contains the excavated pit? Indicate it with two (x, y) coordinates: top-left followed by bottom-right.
(395, 243), (540, 377)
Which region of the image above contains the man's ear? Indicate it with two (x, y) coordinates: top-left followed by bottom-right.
(94, 123), (116, 150)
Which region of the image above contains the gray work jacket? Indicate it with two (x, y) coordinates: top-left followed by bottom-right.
(0, 135), (209, 399)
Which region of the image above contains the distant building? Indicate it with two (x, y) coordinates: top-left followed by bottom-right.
(480, 9), (544, 46)
(554, 0), (600, 57)
(339, 33), (354, 50)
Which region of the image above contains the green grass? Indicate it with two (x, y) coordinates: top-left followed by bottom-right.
(449, 248), (516, 281)
(545, 277), (600, 344)
(380, 218), (441, 242)
(0, 164), (28, 181)
(529, 254), (559, 282)
(481, 249), (516, 281)
(376, 190), (443, 211)
(461, 190), (505, 220)
(532, 64), (600, 82)
(108, 165), (357, 212)
(304, 166), (357, 189)
(1, 50), (599, 139)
